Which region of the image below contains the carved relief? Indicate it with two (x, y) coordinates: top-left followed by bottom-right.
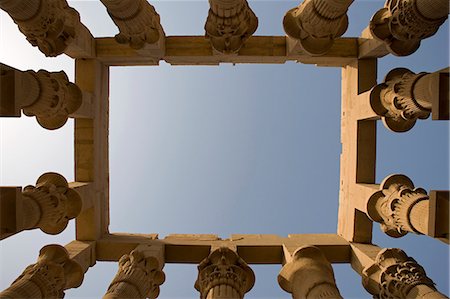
(205, 0), (258, 54)
(283, 0), (353, 55)
(278, 246), (343, 299)
(367, 174), (429, 238)
(195, 247), (255, 298)
(104, 248), (165, 299)
(20, 69), (82, 130)
(0, 244), (83, 298)
(0, 0), (82, 57)
(362, 248), (436, 299)
(22, 172), (82, 235)
(370, 0), (448, 56)
(370, 68), (431, 132)
(101, 0), (163, 50)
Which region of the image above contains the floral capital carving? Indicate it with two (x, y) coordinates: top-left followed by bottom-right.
(22, 172), (82, 235)
(362, 248), (435, 299)
(195, 247), (255, 299)
(367, 174), (428, 238)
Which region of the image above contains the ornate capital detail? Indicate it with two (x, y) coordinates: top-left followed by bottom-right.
(0, 244), (83, 298)
(278, 246), (343, 299)
(370, 0), (448, 56)
(104, 248), (165, 299)
(362, 248), (435, 299)
(22, 172), (82, 235)
(367, 174), (429, 238)
(205, 0), (258, 54)
(195, 247), (255, 299)
(0, 0), (82, 57)
(101, 0), (163, 50)
(21, 69), (82, 130)
(370, 68), (431, 132)
(283, 0), (353, 55)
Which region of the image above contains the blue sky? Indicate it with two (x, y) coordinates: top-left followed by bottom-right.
(0, 1), (448, 298)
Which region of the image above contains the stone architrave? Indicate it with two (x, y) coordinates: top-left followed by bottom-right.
(362, 248), (447, 299)
(0, 0), (82, 57)
(367, 174), (429, 238)
(283, 0), (354, 55)
(370, 0), (449, 56)
(0, 244), (84, 298)
(103, 247), (165, 299)
(205, 0), (258, 54)
(370, 68), (437, 132)
(22, 172), (82, 235)
(278, 246), (343, 299)
(195, 247), (255, 299)
(100, 0), (163, 50)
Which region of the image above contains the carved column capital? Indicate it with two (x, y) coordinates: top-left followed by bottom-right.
(278, 246), (343, 299)
(370, 0), (449, 56)
(362, 248), (437, 299)
(205, 0), (258, 54)
(22, 172), (82, 235)
(370, 68), (431, 132)
(283, 0), (353, 55)
(101, 0), (163, 50)
(195, 247), (255, 298)
(0, 244), (84, 298)
(0, 0), (82, 57)
(103, 247), (165, 299)
(367, 174), (429, 238)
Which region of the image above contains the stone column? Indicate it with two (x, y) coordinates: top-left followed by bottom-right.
(0, 64), (82, 129)
(0, 244), (84, 298)
(0, 0), (82, 57)
(195, 247), (255, 299)
(205, 0), (258, 54)
(278, 246), (343, 299)
(367, 174), (430, 238)
(370, 68), (444, 132)
(370, 0), (449, 56)
(21, 172), (82, 235)
(103, 247), (165, 299)
(283, 0), (354, 55)
(362, 248), (447, 299)
(100, 0), (163, 50)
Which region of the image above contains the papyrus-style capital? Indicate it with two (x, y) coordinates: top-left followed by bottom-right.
(370, 0), (449, 56)
(370, 68), (432, 132)
(278, 246), (343, 299)
(22, 172), (82, 235)
(0, 244), (84, 298)
(0, 0), (82, 57)
(195, 247), (255, 298)
(101, 0), (163, 50)
(367, 174), (429, 238)
(205, 0), (258, 54)
(103, 246), (165, 299)
(283, 0), (353, 55)
(362, 248), (443, 299)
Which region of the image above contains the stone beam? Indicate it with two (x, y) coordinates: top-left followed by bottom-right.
(95, 36), (358, 66)
(65, 240), (96, 274)
(74, 59), (110, 241)
(0, 0), (94, 58)
(428, 190), (449, 243)
(96, 233), (350, 265)
(338, 59), (379, 243)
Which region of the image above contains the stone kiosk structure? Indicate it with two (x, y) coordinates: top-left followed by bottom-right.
(0, 0), (449, 298)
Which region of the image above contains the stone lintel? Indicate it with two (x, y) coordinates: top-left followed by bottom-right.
(95, 36), (358, 66)
(349, 243), (382, 275)
(432, 68), (449, 120)
(428, 190), (449, 243)
(0, 187), (22, 239)
(338, 59), (378, 243)
(358, 26), (389, 59)
(65, 240), (96, 273)
(96, 233), (350, 265)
